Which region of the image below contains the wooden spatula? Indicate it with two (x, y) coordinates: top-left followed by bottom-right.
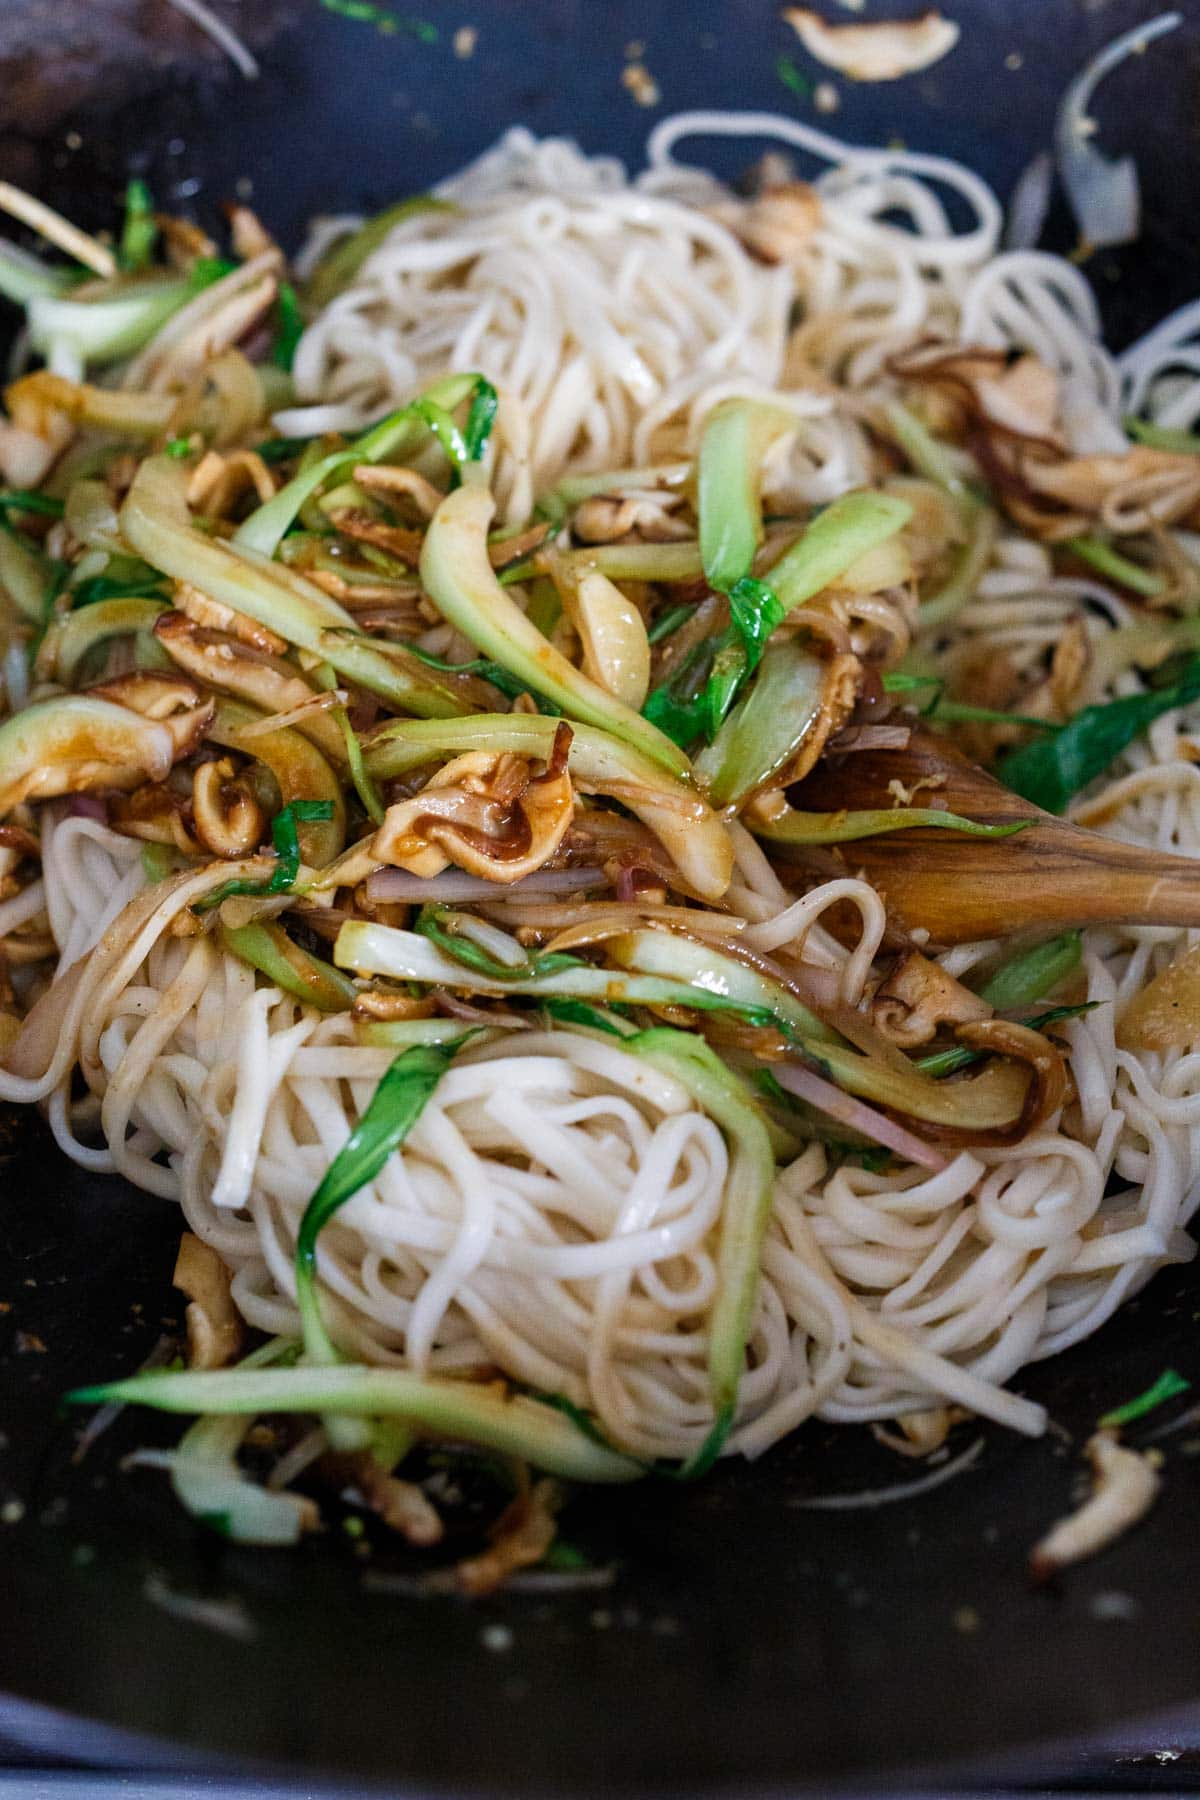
(782, 729), (1200, 944)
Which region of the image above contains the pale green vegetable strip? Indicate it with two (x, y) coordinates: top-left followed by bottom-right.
(234, 373), (476, 558)
(36, 597), (169, 685)
(27, 279), (193, 368)
(627, 1029), (776, 1435)
(69, 1365), (643, 1483)
(119, 457), (472, 718)
(694, 638), (825, 807)
(770, 491), (912, 615)
(699, 401), (795, 591)
(420, 482), (688, 774)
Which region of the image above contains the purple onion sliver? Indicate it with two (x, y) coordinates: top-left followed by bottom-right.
(771, 1061), (949, 1171)
(65, 793), (109, 823)
(364, 866), (608, 904)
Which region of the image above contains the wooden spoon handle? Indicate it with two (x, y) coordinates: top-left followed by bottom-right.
(785, 734), (1200, 944)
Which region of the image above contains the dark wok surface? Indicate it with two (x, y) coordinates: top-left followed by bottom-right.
(3, 3), (1200, 1792)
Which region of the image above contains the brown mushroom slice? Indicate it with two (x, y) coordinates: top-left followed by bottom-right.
(109, 783), (201, 854)
(191, 759), (266, 858)
(783, 727), (1200, 943)
(0, 694), (202, 820)
(950, 1017), (1070, 1140)
(209, 698), (346, 868)
(125, 250), (282, 392)
(154, 612), (348, 766)
(186, 448), (276, 518)
(173, 1232), (245, 1371)
(373, 742), (575, 885)
(1022, 446), (1200, 538)
(173, 580), (289, 656)
(873, 951), (993, 1047)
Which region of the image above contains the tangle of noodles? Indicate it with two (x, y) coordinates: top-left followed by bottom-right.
(6, 111), (1200, 1511)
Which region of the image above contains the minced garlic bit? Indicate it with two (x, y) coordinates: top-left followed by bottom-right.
(622, 63), (661, 107)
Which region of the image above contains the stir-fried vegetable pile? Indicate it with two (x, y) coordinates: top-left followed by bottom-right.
(4, 172), (1200, 1577)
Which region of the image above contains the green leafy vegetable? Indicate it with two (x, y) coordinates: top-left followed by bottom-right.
(540, 997), (634, 1037)
(1065, 534), (1164, 598)
(977, 932), (1082, 1010)
(647, 492), (911, 752)
(776, 53), (811, 98)
(0, 489), (64, 521)
(233, 372), (484, 558)
(193, 799), (334, 913)
(643, 577), (783, 748)
(883, 399), (972, 500)
(255, 434), (319, 465)
(1125, 417), (1200, 454)
(317, 0), (438, 41)
(406, 642), (558, 711)
(271, 282), (304, 372)
(69, 571), (168, 609)
(1001, 658), (1200, 813)
(463, 378), (499, 463)
(1099, 1368), (1191, 1429)
(295, 1039), (461, 1363)
(118, 179), (157, 273)
(416, 906), (584, 982)
(189, 256), (239, 289)
(421, 482), (688, 775)
(624, 1027), (777, 1470)
(140, 842), (179, 883)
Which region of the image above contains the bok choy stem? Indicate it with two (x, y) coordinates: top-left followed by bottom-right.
(421, 483), (689, 776)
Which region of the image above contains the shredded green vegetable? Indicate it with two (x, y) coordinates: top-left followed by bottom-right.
(978, 932), (1083, 1010)
(0, 490), (64, 521)
(317, 0), (438, 41)
(271, 282), (304, 372)
(416, 906), (585, 982)
(776, 53), (811, 98)
(1065, 534), (1164, 598)
(118, 179), (157, 273)
(1125, 417), (1200, 454)
(193, 799), (334, 913)
(295, 1038), (464, 1363)
(1099, 1368), (1191, 1428)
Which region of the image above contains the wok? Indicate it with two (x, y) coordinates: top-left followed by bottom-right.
(2, 1), (1200, 1790)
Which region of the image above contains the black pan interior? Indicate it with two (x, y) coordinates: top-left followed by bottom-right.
(3, 3), (1200, 1791)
